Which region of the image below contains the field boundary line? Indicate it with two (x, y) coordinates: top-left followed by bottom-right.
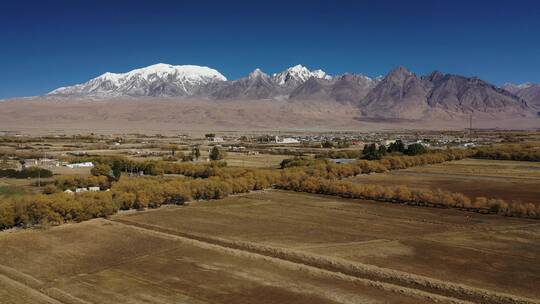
(420, 236), (540, 261)
(0, 264), (94, 304)
(0, 264), (45, 288)
(109, 218), (473, 304)
(298, 239), (394, 250)
(0, 273), (65, 304)
(111, 217), (539, 304)
(41, 288), (94, 304)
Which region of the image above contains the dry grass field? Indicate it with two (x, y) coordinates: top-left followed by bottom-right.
(0, 218), (427, 304)
(2, 190), (538, 303)
(349, 159), (540, 204)
(113, 191), (540, 302)
(0, 177), (42, 196)
(223, 152), (289, 168)
(50, 166), (92, 175)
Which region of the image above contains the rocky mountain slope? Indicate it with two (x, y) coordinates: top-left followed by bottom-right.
(425, 71), (527, 113)
(359, 67), (430, 119)
(209, 69), (280, 100)
(289, 74), (378, 103)
(359, 67), (531, 119)
(503, 83), (540, 109)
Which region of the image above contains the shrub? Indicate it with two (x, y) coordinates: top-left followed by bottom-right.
(209, 146), (227, 161)
(405, 143), (427, 156)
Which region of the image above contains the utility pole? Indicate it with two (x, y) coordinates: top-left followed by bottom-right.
(38, 150), (41, 187)
(469, 113), (473, 139)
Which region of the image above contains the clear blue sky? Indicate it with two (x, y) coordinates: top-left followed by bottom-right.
(1, 0), (539, 99)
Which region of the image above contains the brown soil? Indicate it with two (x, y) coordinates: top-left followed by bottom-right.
(115, 190), (540, 302)
(0, 219), (429, 304)
(1, 190), (539, 303)
(0, 98), (538, 134)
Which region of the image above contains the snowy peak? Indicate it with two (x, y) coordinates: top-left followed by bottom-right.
(514, 82), (533, 89)
(311, 69), (330, 79)
(113, 63), (226, 82)
(49, 63), (226, 97)
(272, 64), (331, 87)
(503, 82), (533, 93)
(248, 68), (270, 79)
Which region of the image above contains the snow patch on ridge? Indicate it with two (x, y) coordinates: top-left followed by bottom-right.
(272, 64), (332, 86)
(48, 63), (227, 97)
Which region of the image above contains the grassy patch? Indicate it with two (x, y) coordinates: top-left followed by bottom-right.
(0, 185), (30, 197)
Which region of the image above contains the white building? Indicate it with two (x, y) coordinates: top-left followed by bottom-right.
(88, 186), (101, 192)
(210, 137), (224, 143)
(382, 139), (397, 146)
(66, 162), (94, 169)
(275, 136), (300, 144)
(75, 188), (88, 193)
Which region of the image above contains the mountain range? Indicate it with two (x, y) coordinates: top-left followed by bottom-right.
(45, 63), (538, 120)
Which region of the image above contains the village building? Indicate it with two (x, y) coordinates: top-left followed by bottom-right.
(209, 136), (224, 143)
(275, 136), (300, 144)
(66, 162), (94, 169)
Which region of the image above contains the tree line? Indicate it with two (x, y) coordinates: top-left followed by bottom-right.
(1, 146), (538, 231)
(275, 172), (540, 219)
(53, 175), (110, 191)
(281, 148), (477, 179)
(0, 167), (53, 179)
(0, 168), (279, 229)
(473, 142), (540, 162)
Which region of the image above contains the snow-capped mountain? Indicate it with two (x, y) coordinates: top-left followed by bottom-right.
(43, 63), (535, 116)
(196, 65), (335, 100)
(48, 63), (227, 97)
(47, 63), (334, 99)
(272, 64), (332, 88)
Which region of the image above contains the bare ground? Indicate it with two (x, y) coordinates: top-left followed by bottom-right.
(1, 190), (539, 303)
(0, 219), (433, 304)
(0, 98), (538, 134)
